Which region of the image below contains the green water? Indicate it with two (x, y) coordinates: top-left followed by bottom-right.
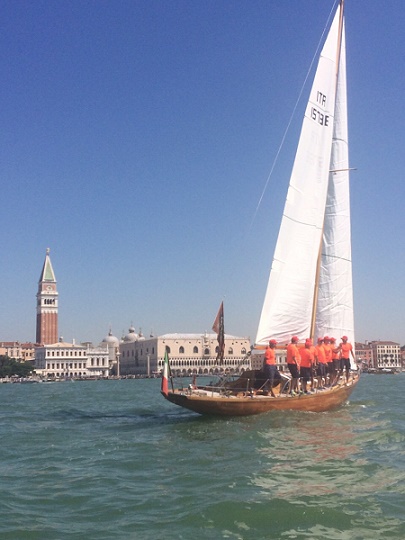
(0, 374), (404, 539)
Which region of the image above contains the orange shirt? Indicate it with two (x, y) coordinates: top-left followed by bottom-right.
(286, 343), (300, 365)
(331, 345), (339, 360)
(340, 342), (353, 359)
(315, 344), (326, 364)
(323, 344), (333, 362)
(264, 347), (276, 365)
(299, 347), (314, 368)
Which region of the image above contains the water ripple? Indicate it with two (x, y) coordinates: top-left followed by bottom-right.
(0, 374), (404, 539)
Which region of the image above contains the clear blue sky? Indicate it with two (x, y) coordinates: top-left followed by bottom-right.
(1, 0), (404, 346)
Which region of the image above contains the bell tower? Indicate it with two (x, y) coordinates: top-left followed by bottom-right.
(36, 248), (58, 345)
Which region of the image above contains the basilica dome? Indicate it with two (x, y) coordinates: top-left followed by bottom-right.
(102, 330), (119, 347)
(123, 325), (138, 342)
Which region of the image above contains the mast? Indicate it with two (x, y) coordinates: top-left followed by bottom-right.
(212, 301), (225, 364)
(309, 0), (345, 340)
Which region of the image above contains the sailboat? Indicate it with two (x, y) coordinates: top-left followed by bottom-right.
(162, 0), (359, 416)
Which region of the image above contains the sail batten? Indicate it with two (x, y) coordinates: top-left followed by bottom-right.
(255, 4), (353, 347)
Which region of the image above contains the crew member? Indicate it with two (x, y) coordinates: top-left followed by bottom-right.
(315, 337), (326, 389)
(263, 339), (278, 397)
(299, 338), (314, 394)
(330, 337), (341, 385)
(323, 336), (334, 386)
(286, 336), (300, 395)
(338, 336), (355, 382)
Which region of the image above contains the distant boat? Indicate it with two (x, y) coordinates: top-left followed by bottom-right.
(162, 0), (359, 416)
(367, 368), (398, 375)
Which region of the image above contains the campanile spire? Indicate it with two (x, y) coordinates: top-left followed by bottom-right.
(36, 248), (58, 344)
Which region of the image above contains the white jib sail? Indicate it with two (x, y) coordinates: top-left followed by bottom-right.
(315, 22), (356, 362)
(255, 6), (342, 346)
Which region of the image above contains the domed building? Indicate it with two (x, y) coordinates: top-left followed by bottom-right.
(122, 325), (138, 343)
(102, 329), (120, 374)
(120, 325), (141, 375)
(119, 331), (251, 377)
(102, 329), (120, 348)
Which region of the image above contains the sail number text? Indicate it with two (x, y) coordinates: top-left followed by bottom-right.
(311, 107), (329, 126)
(311, 91), (329, 126)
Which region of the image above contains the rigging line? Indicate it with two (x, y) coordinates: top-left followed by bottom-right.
(248, 0), (339, 232)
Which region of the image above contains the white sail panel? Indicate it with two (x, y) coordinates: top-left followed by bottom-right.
(256, 6), (342, 346)
(315, 24), (356, 359)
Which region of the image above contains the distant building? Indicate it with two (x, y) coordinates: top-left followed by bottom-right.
(369, 341), (401, 370)
(355, 341), (373, 367)
(85, 343), (112, 378)
(34, 340), (110, 379)
(101, 329), (120, 375)
(36, 248), (58, 345)
(119, 330), (251, 377)
(0, 342), (36, 362)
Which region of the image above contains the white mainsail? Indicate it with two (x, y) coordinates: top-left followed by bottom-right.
(256, 4), (352, 346)
(315, 22), (355, 351)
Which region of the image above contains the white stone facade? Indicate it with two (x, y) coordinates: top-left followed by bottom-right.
(34, 341), (110, 379)
(119, 333), (251, 377)
(370, 341), (401, 370)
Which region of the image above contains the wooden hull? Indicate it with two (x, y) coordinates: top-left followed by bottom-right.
(162, 374), (360, 417)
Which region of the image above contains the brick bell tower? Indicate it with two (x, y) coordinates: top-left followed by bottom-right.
(36, 248), (59, 345)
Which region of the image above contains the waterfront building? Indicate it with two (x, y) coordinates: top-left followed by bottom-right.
(101, 330), (120, 375)
(119, 330), (251, 377)
(0, 342), (36, 362)
(355, 342), (373, 368)
(369, 341), (401, 370)
(85, 343), (111, 378)
(36, 249), (58, 344)
(34, 339), (110, 379)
